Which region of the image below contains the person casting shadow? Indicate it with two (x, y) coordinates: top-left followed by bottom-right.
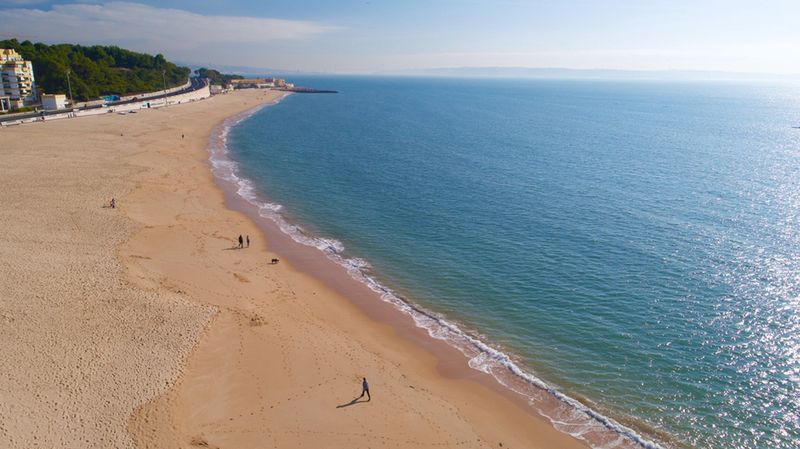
(335, 377), (371, 408)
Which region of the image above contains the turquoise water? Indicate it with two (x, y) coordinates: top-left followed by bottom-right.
(225, 77), (800, 449)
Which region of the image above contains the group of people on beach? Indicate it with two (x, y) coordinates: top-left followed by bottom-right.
(236, 234), (281, 264)
(106, 205), (281, 265)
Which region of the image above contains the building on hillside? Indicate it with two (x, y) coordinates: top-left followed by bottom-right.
(0, 49), (37, 110)
(230, 78), (288, 90)
(209, 84), (224, 95)
(230, 78), (268, 89)
(41, 93), (67, 111)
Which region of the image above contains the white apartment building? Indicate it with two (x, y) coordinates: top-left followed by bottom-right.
(1, 48), (37, 111)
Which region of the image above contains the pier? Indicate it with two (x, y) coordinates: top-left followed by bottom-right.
(280, 87), (338, 94)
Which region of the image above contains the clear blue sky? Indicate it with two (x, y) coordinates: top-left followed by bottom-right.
(1, 0), (798, 74)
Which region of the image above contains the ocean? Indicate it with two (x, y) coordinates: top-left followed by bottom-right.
(215, 76), (800, 449)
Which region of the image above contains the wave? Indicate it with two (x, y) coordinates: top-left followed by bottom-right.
(207, 98), (666, 449)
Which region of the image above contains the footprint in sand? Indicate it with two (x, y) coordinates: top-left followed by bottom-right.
(190, 436), (219, 448)
(249, 315), (267, 326)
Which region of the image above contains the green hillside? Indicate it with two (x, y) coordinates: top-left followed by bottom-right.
(194, 67), (244, 86)
(1, 39), (190, 101)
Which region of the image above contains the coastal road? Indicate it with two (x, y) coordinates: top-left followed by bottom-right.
(1, 77), (208, 124)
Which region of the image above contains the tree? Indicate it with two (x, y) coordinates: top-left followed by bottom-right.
(194, 67), (244, 85)
(0, 39), (191, 101)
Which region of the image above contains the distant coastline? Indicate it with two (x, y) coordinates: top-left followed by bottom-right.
(383, 66), (800, 82)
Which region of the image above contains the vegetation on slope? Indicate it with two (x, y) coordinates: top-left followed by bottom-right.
(194, 67), (244, 86)
(1, 39), (190, 101)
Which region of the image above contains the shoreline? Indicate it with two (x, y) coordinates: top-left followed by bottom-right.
(1, 89), (630, 449)
(121, 90), (590, 448)
(205, 94), (663, 449)
(123, 90), (584, 448)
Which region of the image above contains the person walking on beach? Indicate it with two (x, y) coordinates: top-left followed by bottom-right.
(360, 377), (370, 401)
(246, 235), (250, 248)
(238, 235), (244, 248)
(110, 198), (116, 209)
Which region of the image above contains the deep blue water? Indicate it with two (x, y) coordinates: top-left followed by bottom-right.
(227, 76), (800, 449)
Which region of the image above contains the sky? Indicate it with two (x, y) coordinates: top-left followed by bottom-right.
(1, 0), (799, 75)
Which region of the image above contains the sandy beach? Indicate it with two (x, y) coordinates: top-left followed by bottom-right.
(0, 90), (590, 449)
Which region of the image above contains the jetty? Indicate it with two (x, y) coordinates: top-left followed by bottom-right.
(280, 86), (338, 94)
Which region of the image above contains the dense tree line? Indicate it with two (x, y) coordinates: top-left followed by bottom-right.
(194, 67), (244, 86)
(1, 39), (191, 101)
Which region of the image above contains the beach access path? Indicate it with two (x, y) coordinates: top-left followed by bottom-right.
(0, 90), (588, 449)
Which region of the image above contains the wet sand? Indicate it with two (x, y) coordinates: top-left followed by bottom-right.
(0, 90), (589, 449)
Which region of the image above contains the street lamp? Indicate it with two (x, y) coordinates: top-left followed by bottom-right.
(65, 69), (73, 105)
(162, 69), (167, 106)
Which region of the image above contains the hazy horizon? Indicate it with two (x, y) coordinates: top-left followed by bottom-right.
(2, 1), (799, 76)
(197, 64), (800, 82)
